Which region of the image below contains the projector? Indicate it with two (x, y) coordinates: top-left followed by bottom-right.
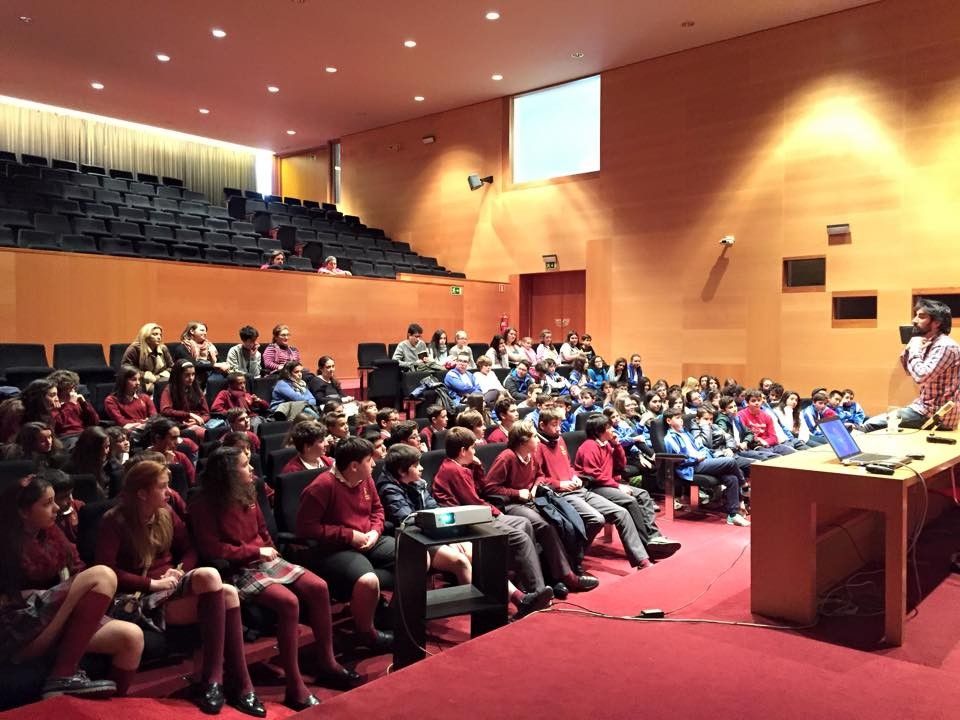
(414, 505), (493, 537)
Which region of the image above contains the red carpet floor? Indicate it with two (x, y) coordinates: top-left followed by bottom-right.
(7, 508), (960, 719)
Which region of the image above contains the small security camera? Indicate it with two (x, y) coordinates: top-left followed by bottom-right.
(720, 235), (735, 246)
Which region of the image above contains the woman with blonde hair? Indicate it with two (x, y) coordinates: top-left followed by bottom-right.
(121, 323), (173, 394)
(97, 460), (264, 716)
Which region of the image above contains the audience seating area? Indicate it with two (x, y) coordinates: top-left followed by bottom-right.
(0, 152), (464, 279)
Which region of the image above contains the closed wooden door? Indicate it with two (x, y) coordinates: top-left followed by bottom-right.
(519, 270), (586, 341)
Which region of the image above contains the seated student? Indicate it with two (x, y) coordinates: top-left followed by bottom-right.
(684, 389), (704, 415)
(587, 356), (608, 390)
(375, 407), (400, 439)
(224, 408), (261, 452)
(444, 352), (482, 403)
(487, 396), (518, 444)
(502, 327), (525, 367)
(580, 334), (596, 363)
(518, 382), (542, 411)
(3, 421), (63, 469)
(736, 389), (796, 456)
(570, 413), (681, 564)
(456, 409), (487, 445)
(692, 406), (762, 477)
(639, 391), (664, 426)
(474, 356), (506, 403)
(484, 335), (509, 369)
(568, 358), (589, 397)
(260, 249), (285, 270)
(0, 473), (144, 700)
(448, 330), (475, 369)
(607, 357), (628, 385)
(375, 444), (472, 584)
(261, 325), (301, 376)
(281, 420), (334, 474)
(45, 371), (99, 446)
(387, 420), (425, 451)
(211, 372), (270, 420)
(481, 422), (599, 593)
(393, 323), (432, 372)
(145, 417), (197, 486)
(49, 469), (84, 545)
(122, 323), (174, 394)
(324, 411), (350, 442)
(226, 325), (262, 378)
(172, 321), (232, 377)
(569, 388), (600, 430)
(518, 335), (539, 370)
(270, 361), (318, 419)
(837, 388), (866, 431)
(192, 448), (359, 709)
(800, 390), (837, 446)
(715, 395), (779, 459)
(504, 360), (534, 402)
(105, 426), (130, 477)
(603, 406), (654, 470)
(536, 329), (559, 364)
(362, 427), (388, 462)
(295, 437), (396, 651)
(104, 366), (157, 433)
(538, 359), (576, 398)
(431, 427), (554, 614)
(317, 255), (352, 276)
(309, 355), (356, 409)
(559, 331), (586, 365)
(96, 460), (265, 716)
(159, 360), (213, 443)
(0, 397), (24, 445)
(662, 408), (751, 527)
(419, 404), (448, 450)
(64, 426), (117, 500)
(772, 390), (810, 445)
(426, 329), (451, 367)
(355, 400), (378, 433)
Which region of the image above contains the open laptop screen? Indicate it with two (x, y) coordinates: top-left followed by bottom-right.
(819, 417), (861, 461)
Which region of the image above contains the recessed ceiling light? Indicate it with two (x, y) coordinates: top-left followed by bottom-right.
(267, 85), (280, 93)
(571, 51), (584, 59)
(286, 129), (297, 135)
(403, 39), (417, 48)
(211, 28), (227, 38)
(491, 73), (503, 81)
(681, 20), (695, 28)
(156, 53), (171, 62)
(18, 15), (31, 23)
(325, 66), (338, 73)
(198, 108), (210, 114)
(90, 82), (104, 90)
(414, 95), (425, 102)
(485, 11), (500, 20)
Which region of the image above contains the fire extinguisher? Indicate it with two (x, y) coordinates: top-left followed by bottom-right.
(499, 314), (509, 335)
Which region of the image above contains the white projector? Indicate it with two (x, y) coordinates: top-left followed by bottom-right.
(414, 505), (493, 535)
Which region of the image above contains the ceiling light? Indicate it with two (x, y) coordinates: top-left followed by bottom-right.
(18, 15), (31, 23)
(267, 85), (280, 93)
(286, 129), (297, 135)
(325, 66), (338, 73)
(90, 82), (104, 90)
(491, 73), (503, 81)
(156, 53), (171, 62)
(211, 28), (227, 38)
(485, 11), (500, 20)
(403, 39), (417, 48)
(681, 20), (695, 28)
(571, 51), (584, 59)
(198, 108), (210, 114)
(414, 96), (425, 102)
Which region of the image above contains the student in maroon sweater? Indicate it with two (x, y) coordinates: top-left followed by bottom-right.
(481, 422), (600, 594)
(419, 404), (448, 450)
(48, 371), (100, 445)
(295, 437), (395, 651)
(486, 396), (518, 444)
(104, 366), (157, 432)
(0, 473), (143, 700)
(96, 460), (263, 716)
(159, 360), (211, 441)
(431, 427), (553, 615)
(192, 447), (360, 710)
(281, 420), (334, 475)
(50, 470), (85, 545)
(145, 418), (197, 486)
(574, 414), (680, 559)
(211, 373), (270, 418)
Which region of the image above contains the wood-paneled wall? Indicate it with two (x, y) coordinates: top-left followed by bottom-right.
(279, 148), (330, 205)
(0, 249), (517, 377)
(337, 0), (960, 413)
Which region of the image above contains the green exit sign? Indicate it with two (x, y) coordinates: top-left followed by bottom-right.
(450, 286), (463, 296)
(545, 261), (557, 270)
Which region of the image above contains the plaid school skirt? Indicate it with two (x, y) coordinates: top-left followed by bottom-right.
(0, 577), (110, 664)
(231, 557), (305, 600)
(107, 569), (196, 632)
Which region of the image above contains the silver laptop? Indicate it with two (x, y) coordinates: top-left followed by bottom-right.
(819, 417), (898, 466)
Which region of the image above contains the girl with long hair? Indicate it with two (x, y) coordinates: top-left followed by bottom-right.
(0, 474), (143, 699)
(270, 361), (318, 419)
(484, 335), (509, 369)
(559, 331), (585, 364)
(121, 323), (173, 394)
(774, 390), (809, 443)
(21, 378), (60, 426)
(191, 447), (360, 709)
(587, 355), (608, 389)
(159, 360), (211, 440)
(103, 365), (157, 432)
(3, 421), (62, 469)
(174, 321), (231, 375)
(261, 325), (301, 375)
(97, 461), (263, 716)
(64, 426), (114, 500)
(427, 329), (449, 365)
(0, 396), (24, 444)
(607, 357), (628, 384)
(502, 326), (524, 367)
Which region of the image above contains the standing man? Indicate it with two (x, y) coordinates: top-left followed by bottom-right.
(864, 299), (960, 431)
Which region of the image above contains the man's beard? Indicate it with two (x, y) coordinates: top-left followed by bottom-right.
(912, 325), (925, 337)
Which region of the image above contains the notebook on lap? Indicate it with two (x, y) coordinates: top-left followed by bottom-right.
(819, 416), (899, 466)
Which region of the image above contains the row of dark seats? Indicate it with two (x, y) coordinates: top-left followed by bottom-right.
(0, 149), (187, 188)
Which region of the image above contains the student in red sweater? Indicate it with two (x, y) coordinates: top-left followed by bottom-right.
(574, 414), (681, 559)
(96, 460), (263, 715)
(419, 404), (447, 450)
(224, 409), (261, 453)
(534, 408), (654, 568)
(486, 396), (518, 444)
(324, 411), (350, 441)
(210, 373), (270, 420)
(48, 370), (100, 445)
(0, 473), (143, 700)
(482, 422), (600, 594)
(295, 437), (394, 650)
(387, 420), (426, 451)
(145, 418), (196, 486)
(50, 470), (84, 545)
(736, 388), (796, 456)
(103, 366), (157, 432)
(431, 427), (553, 615)
(193, 449), (361, 709)
(281, 420), (334, 475)
(159, 360), (211, 441)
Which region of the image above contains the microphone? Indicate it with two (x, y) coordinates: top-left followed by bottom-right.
(921, 399), (956, 431)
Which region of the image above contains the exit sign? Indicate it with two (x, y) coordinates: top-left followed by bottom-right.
(450, 286), (463, 296)
(545, 261), (557, 270)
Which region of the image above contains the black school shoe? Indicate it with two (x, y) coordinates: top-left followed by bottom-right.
(41, 671), (116, 700)
(647, 536), (682, 560)
(513, 586), (554, 619)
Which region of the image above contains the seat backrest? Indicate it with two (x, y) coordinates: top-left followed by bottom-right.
(468, 343), (490, 361)
(0, 343), (49, 369)
(420, 449), (446, 488)
(275, 469), (322, 534)
(53, 343), (107, 368)
(429, 429), (448, 452)
(266, 447), (298, 484)
(0, 459), (37, 494)
(562, 431), (588, 462)
(357, 343), (387, 368)
(109, 343), (129, 368)
(77, 499), (119, 566)
(475, 442), (507, 471)
(258, 419), (292, 438)
(648, 417), (668, 454)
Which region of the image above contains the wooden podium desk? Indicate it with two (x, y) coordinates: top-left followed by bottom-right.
(750, 428), (960, 646)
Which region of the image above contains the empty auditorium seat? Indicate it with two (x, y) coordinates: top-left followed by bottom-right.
(231, 235), (259, 251)
(125, 194), (152, 209)
(74, 218), (110, 237)
(17, 229), (59, 250)
(109, 169), (134, 180)
(174, 228), (204, 246)
(34, 214), (71, 235)
(0, 150), (16, 162)
(143, 225), (174, 243)
(137, 240), (170, 259)
(129, 181), (155, 196)
(0, 228), (15, 246)
(101, 177), (129, 192)
(231, 220), (255, 235)
(108, 220), (144, 240)
(137, 172), (159, 184)
(157, 185), (182, 200)
(171, 244), (202, 261)
(180, 215), (207, 231)
(95, 189), (123, 206)
(365, 249), (385, 261)
(244, 190), (263, 200)
(64, 186), (96, 202)
(21, 154), (48, 167)
(60, 234), (98, 253)
(351, 260), (375, 277)
(205, 217), (230, 232)
(203, 232), (232, 249)
(207, 206), (230, 219)
(154, 197), (179, 212)
(286, 256), (313, 271)
(0, 343), (50, 388)
(117, 207), (147, 222)
(233, 250), (261, 267)
(303, 200), (320, 209)
(258, 237), (281, 253)
(182, 190), (205, 202)
(49, 199), (84, 217)
(161, 176), (184, 188)
(80, 163), (106, 175)
(53, 344), (113, 385)
(51, 159), (77, 171)
(84, 202), (115, 219)
(0, 209), (33, 231)
(203, 247), (232, 264)
(223, 187), (242, 199)
(99, 236), (136, 256)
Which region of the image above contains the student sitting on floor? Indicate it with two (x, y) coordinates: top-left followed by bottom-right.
(837, 388), (866, 431)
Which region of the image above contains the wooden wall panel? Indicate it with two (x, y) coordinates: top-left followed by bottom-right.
(0, 249), (513, 378)
(279, 149), (330, 204)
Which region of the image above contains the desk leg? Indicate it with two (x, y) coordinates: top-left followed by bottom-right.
(471, 534), (509, 637)
(883, 488), (907, 646)
(393, 534), (428, 669)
